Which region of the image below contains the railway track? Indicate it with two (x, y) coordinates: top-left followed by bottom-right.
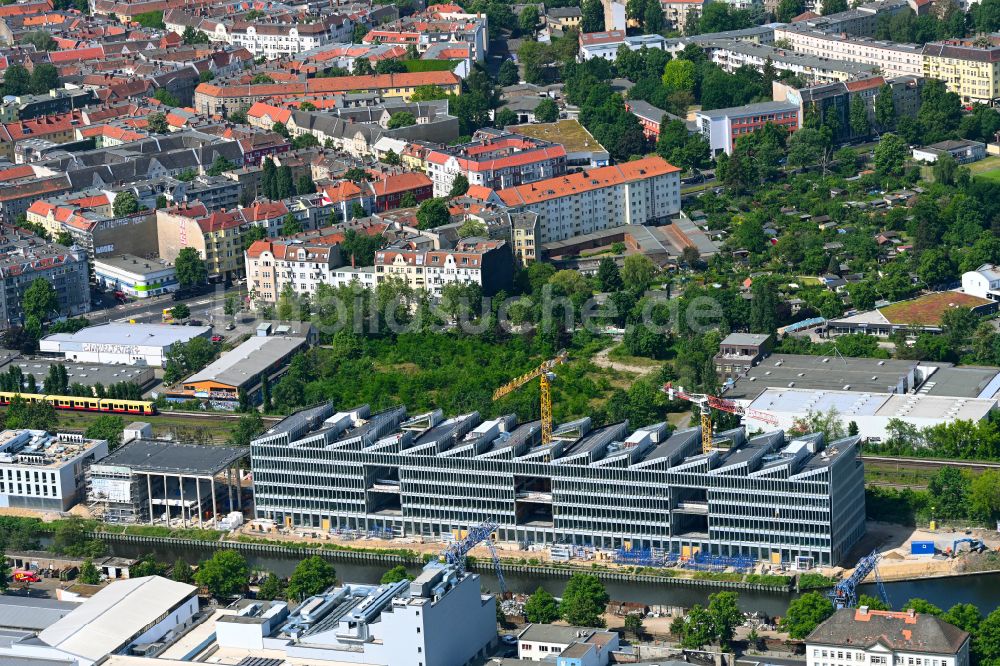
(861, 455), (1000, 470)
(164, 410), (283, 423)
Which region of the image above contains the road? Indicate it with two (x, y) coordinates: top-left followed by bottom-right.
(86, 286), (247, 327)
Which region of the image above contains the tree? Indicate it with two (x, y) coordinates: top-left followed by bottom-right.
(292, 133), (320, 150)
(172, 557), (193, 583)
(498, 59), (519, 86)
(84, 415), (124, 450)
(942, 603), (982, 634)
(519, 41), (554, 84)
(679, 605), (717, 648)
(849, 95), (871, 137)
(195, 550), (250, 598)
(384, 149), (401, 165)
(902, 599), (943, 616)
(781, 592), (835, 639)
(229, 412), (264, 447)
(449, 174), (470, 197)
(857, 594), (891, 611)
(977, 609), (1000, 666)
(582, 0), (605, 31)
(822, 0), (847, 13)
(928, 466), (970, 519)
(400, 192), (418, 208)
(153, 88), (180, 107)
(242, 225), (266, 250)
(182, 25), (209, 44)
(251, 73), (275, 84)
(387, 111), (416, 129)
(416, 198), (450, 229)
(272, 121), (290, 138)
(776, 0), (805, 21)
(787, 127), (827, 170)
(559, 573), (609, 627)
(643, 0), (664, 33)
(875, 83), (896, 131)
(519, 5), (539, 33)
(29, 63), (60, 95)
(534, 98), (559, 123)
(287, 556), (337, 600)
(113, 191), (140, 217)
(375, 58), (407, 74)
(78, 559), (101, 585)
(970, 469), (1000, 523)
(257, 572), (286, 600)
(624, 613), (644, 638)
(171, 303), (191, 320)
(206, 155), (236, 176)
(597, 257), (623, 292)
(708, 591), (744, 648)
(524, 587), (561, 623)
(380, 565), (413, 584)
(23, 30), (57, 51)
(22, 278), (58, 323)
(199, 70), (215, 83)
(175, 247), (208, 289)
(458, 218), (487, 238)
(873, 133), (908, 177)
(933, 152), (959, 185)
(351, 23), (369, 43)
(621, 255), (657, 293)
(662, 59), (696, 93)
(3, 64), (30, 96)
(147, 112), (169, 134)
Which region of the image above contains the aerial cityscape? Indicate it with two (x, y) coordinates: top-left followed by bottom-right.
(0, 0), (999, 663)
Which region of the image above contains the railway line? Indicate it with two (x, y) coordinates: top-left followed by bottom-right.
(861, 455), (1000, 471)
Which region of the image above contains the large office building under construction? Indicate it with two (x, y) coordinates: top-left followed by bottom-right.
(250, 403), (867, 566)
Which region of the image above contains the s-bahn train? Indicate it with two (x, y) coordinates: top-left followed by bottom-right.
(0, 391), (156, 415)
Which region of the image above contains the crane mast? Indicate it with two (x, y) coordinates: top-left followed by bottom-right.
(493, 350), (567, 446)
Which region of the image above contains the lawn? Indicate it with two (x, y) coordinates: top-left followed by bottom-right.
(969, 155), (1000, 181)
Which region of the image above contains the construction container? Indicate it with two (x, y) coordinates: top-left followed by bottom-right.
(911, 541), (935, 556)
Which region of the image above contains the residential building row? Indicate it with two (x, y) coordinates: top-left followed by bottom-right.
(362, 4), (489, 63)
(773, 24), (925, 80)
(193, 71), (463, 115)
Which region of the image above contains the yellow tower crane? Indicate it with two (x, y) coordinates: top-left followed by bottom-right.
(492, 350), (568, 446)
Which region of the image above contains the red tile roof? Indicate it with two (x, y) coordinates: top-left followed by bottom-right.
(497, 156), (679, 206)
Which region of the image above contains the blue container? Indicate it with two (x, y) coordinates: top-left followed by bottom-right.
(911, 541), (935, 555)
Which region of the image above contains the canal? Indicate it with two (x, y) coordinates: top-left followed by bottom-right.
(103, 540), (1000, 617)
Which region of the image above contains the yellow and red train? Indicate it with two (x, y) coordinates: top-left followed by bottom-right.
(0, 391), (156, 416)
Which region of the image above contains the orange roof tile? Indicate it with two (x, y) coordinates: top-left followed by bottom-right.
(497, 156), (679, 207)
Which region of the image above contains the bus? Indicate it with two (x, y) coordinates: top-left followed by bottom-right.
(162, 308), (174, 324)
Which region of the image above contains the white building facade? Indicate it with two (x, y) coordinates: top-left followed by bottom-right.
(39, 323), (212, 367)
(496, 156), (681, 243)
(807, 608), (971, 666)
(0, 430), (108, 511)
(962, 264), (1000, 301)
(93, 255), (178, 299)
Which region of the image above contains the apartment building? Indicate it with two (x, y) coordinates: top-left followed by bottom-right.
(922, 37), (1000, 105)
(26, 191), (160, 260)
(774, 75), (924, 143)
(374, 237), (514, 297)
(496, 155), (680, 244)
(194, 72), (462, 115)
(245, 220), (388, 305)
(695, 101), (800, 156)
(578, 30), (669, 60)
(164, 10), (354, 58)
(157, 204), (248, 282)
(0, 230), (89, 328)
(363, 7), (489, 62)
(790, 0), (910, 37)
(772, 25), (923, 79)
(0, 110), (85, 161)
(659, 0), (708, 33)
(251, 404), (867, 566)
(425, 130), (567, 197)
(702, 39), (877, 83)
(806, 608), (970, 666)
(0, 429), (108, 511)
(714, 332), (773, 380)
